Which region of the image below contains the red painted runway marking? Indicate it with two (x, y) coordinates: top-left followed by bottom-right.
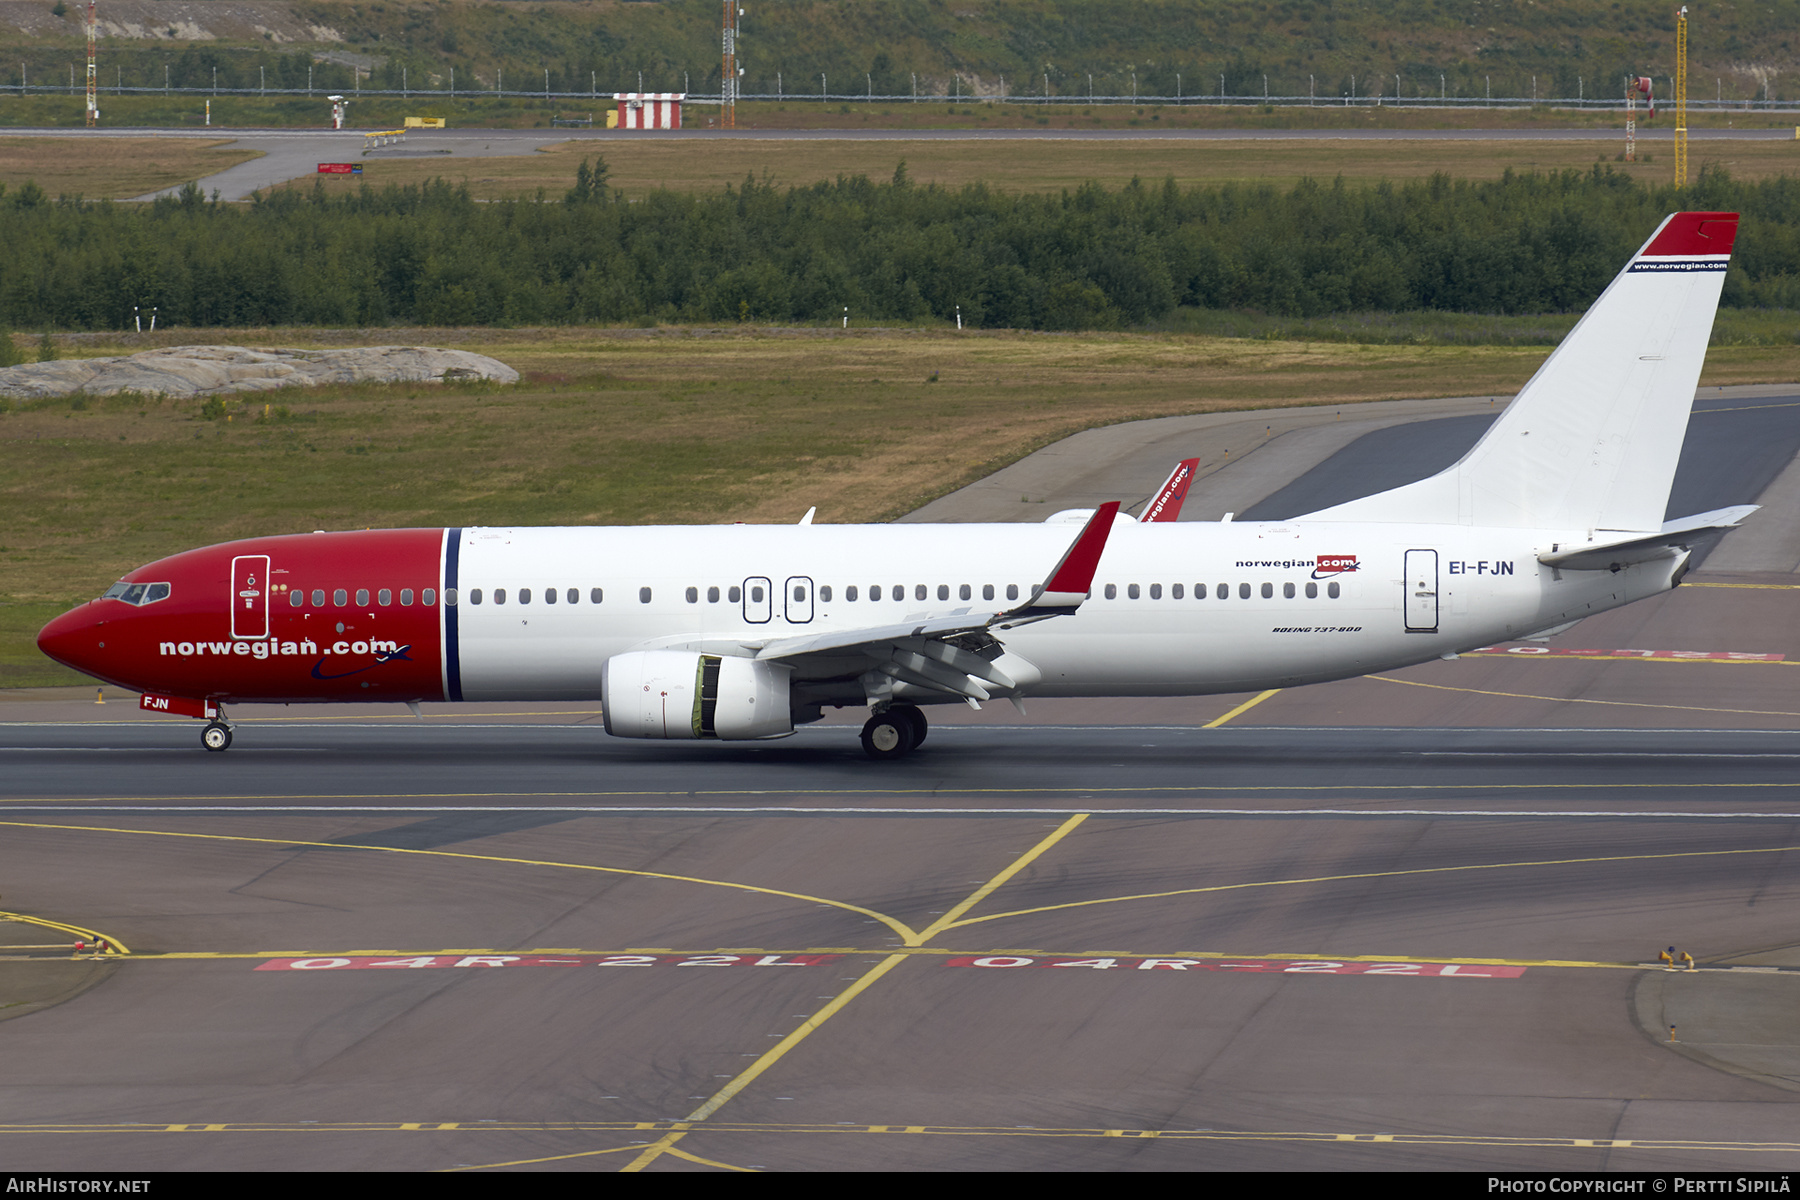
(1468, 646), (1782, 661)
(256, 953), (842, 971)
(946, 956), (1525, 977)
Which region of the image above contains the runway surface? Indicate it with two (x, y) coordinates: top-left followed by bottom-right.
(6, 363), (1800, 1171)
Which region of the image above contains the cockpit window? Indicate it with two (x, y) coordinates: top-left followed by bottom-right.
(102, 581), (172, 607)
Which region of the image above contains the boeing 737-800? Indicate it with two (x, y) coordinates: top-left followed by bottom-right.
(37, 211), (1751, 759)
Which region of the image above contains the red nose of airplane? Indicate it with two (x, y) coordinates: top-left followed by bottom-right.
(37, 602), (107, 679)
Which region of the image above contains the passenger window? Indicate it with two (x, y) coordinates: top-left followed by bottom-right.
(847, 585), (858, 601)
(591, 588), (604, 603)
(1172, 584), (1183, 599)
(937, 584), (949, 601)
(1260, 583), (1273, 599)
(495, 589), (507, 605)
(1150, 584), (1162, 599)
(686, 587), (698, 603)
(1306, 582), (1318, 599)
(959, 584), (971, 601)
(469, 589), (483, 605)
(545, 588), (557, 604)
(401, 588), (414, 605)
(708, 586), (720, 603)
(869, 585), (881, 600)
(982, 584), (994, 601)
(378, 589), (392, 606)
(1237, 583), (1250, 599)
(356, 589), (370, 606)
(750, 585), (763, 603)
(1105, 584), (1117, 600)
(915, 584), (927, 601)
(1283, 583), (1296, 599)
(1195, 584), (1206, 599)
(820, 585), (832, 602)
(727, 586), (739, 603)
(1006, 584), (1019, 601)
(1128, 584), (1141, 599)
(334, 588), (348, 606)
(519, 588), (531, 604)
(426, 588), (439, 605)
(1328, 582), (1341, 599)
(795, 584), (808, 602)
(289, 590), (304, 607)
(640, 587), (652, 603)
(312, 589), (326, 607)
(1217, 584), (1228, 599)
(567, 588), (578, 604)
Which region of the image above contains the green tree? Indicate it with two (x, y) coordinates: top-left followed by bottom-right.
(0, 328), (21, 369)
(565, 157), (610, 206)
(36, 331), (57, 362)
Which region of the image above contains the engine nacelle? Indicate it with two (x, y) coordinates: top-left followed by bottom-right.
(601, 650), (794, 740)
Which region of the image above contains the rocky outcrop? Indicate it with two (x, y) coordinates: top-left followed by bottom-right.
(0, 345), (520, 400)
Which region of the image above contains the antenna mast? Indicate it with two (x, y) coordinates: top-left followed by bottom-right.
(84, 0), (97, 126)
(1675, 5), (1689, 188)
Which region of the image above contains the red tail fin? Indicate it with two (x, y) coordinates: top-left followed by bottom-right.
(1140, 458), (1199, 523)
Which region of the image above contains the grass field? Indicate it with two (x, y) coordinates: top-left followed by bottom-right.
(6, 124), (1793, 203)
(323, 133), (1800, 200)
(7, 325), (1800, 686)
(0, 135), (259, 198)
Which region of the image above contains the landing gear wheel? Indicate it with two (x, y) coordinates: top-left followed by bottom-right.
(891, 704), (928, 748)
(860, 711), (916, 761)
(201, 721), (233, 752)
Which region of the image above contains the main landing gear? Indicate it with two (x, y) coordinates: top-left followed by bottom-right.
(201, 719), (233, 752)
(860, 704), (927, 761)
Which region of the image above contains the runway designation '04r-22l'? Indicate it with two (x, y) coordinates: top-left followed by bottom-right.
(38, 212), (1752, 759)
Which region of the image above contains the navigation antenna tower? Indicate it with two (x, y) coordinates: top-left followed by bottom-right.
(721, 2), (743, 129)
(84, 0), (97, 126)
(1675, 5), (1689, 188)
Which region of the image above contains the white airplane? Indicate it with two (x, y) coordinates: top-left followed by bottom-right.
(38, 211), (1750, 759)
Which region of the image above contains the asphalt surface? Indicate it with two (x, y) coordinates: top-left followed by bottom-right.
(4, 375), (1800, 1171)
(1240, 392), (1800, 545)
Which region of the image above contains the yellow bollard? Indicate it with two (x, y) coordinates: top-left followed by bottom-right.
(94, 688), (104, 705)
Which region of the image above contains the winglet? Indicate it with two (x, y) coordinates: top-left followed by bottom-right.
(994, 501), (1119, 623)
(1140, 458), (1198, 523)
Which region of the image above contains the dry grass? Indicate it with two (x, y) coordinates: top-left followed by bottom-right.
(272, 134), (1800, 200)
(4, 126), (1793, 202)
(0, 136), (260, 198)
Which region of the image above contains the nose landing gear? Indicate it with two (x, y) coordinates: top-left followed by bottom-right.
(201, 719), (233, 751)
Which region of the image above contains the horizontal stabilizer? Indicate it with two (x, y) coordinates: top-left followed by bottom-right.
(1539, 505), (1757, 571)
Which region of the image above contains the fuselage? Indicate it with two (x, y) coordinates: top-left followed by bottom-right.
(37, 520), (1680, 712)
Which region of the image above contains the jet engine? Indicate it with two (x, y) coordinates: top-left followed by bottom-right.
(601, 650), (794, 740)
